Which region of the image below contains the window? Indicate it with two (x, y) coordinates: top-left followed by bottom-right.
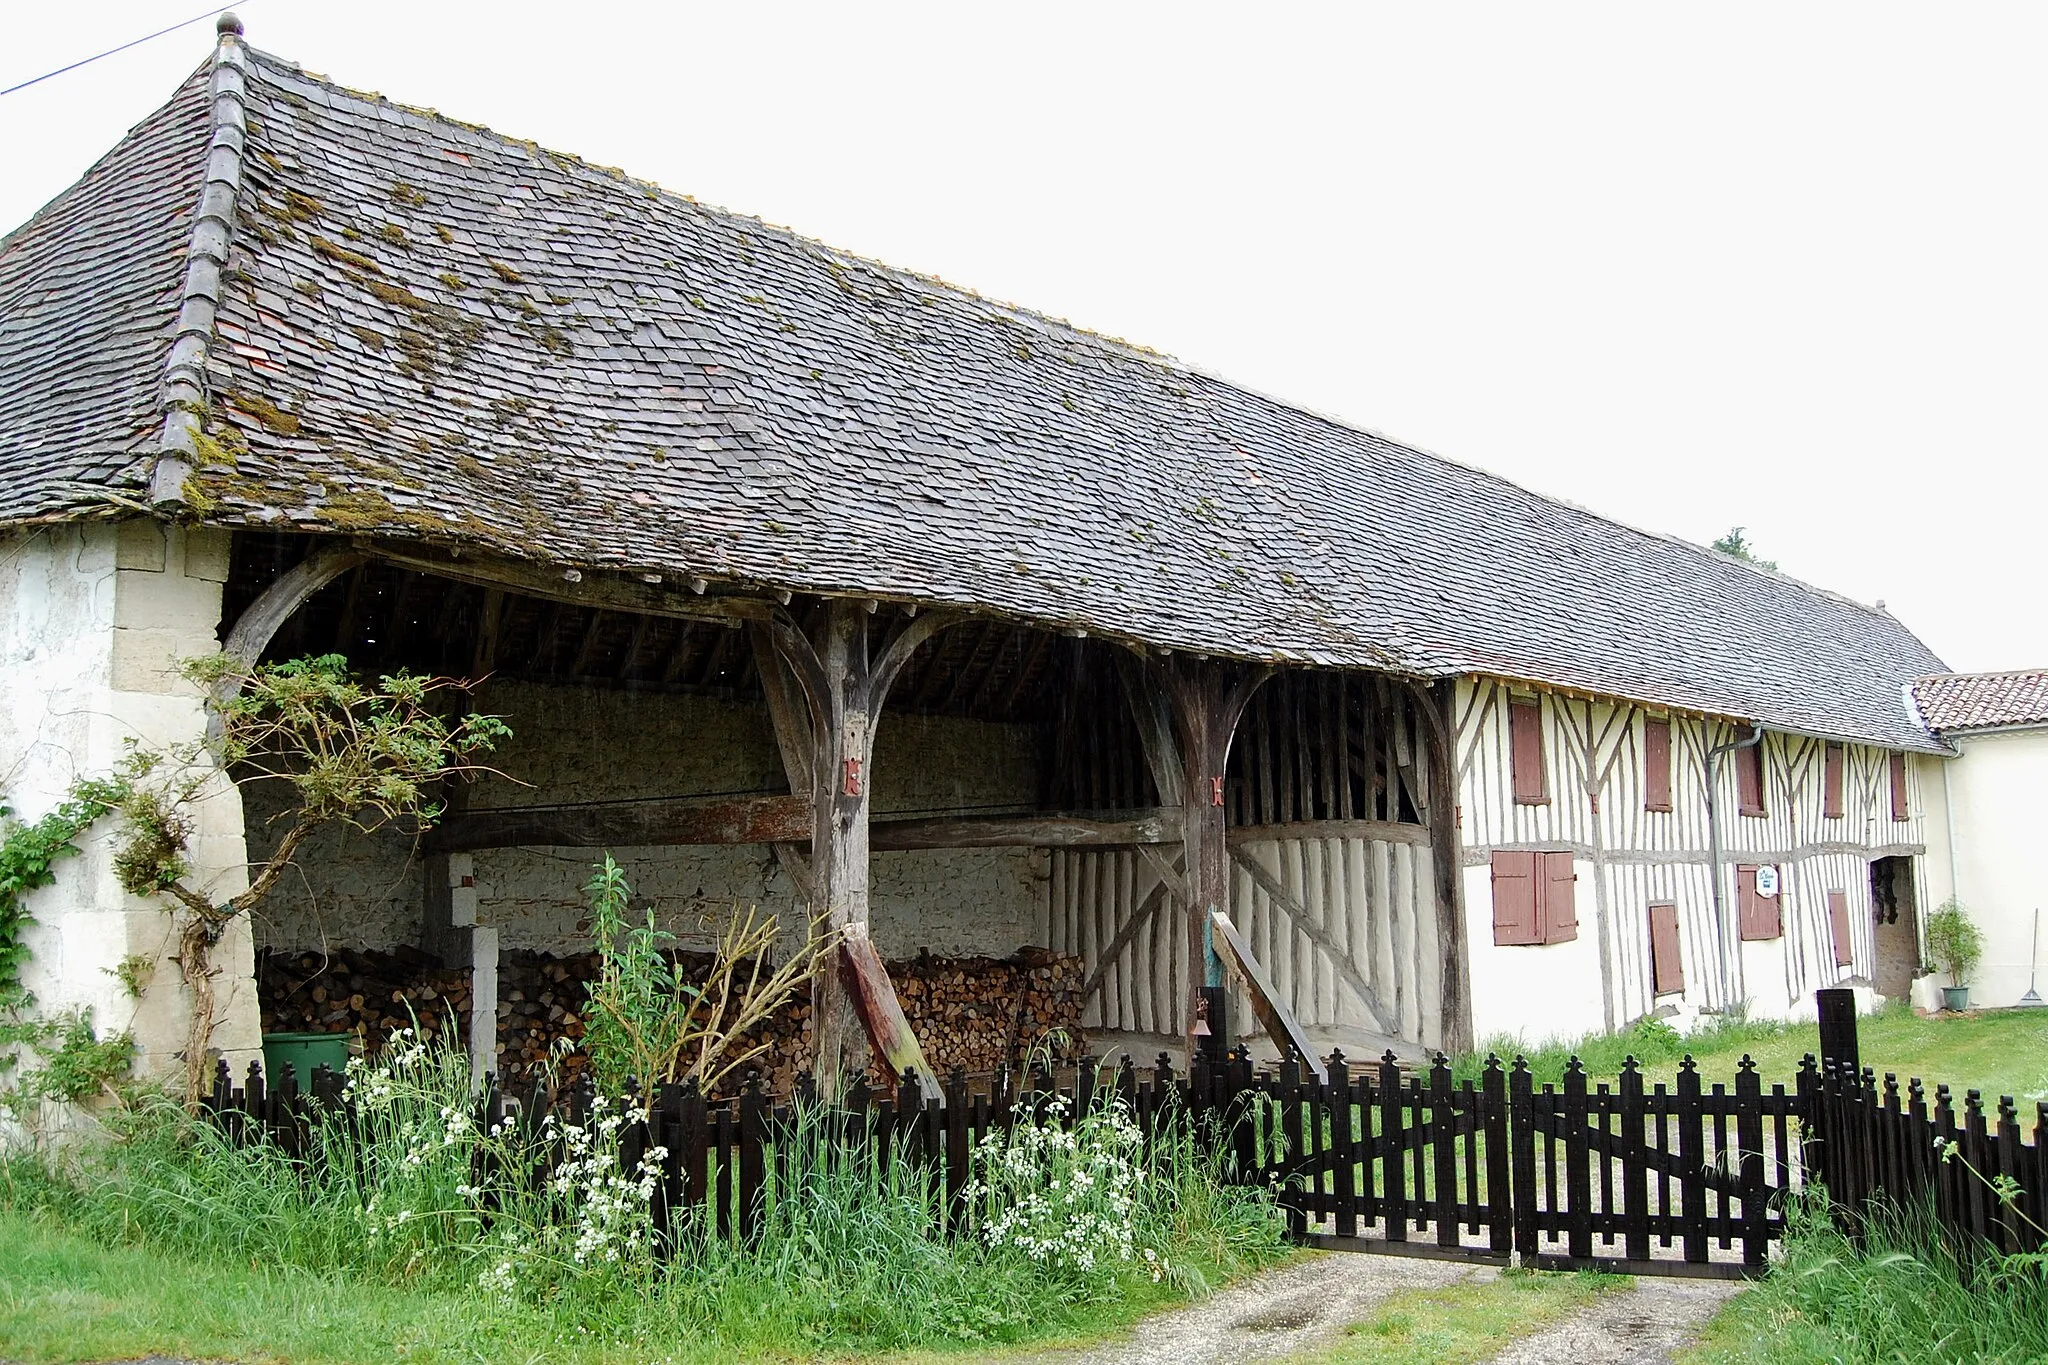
(1736, 864), (1782, 940)
(1822, 743), (1844, 819)
(1491, 850), (1577, 945)
(1889, 753), (1910, 821)
(1643, 718), (1672, 812)
(1649, 901), (1684, 995)
(1827, 890), (1853, 968)
(1509, 699), (1547, 804)
(1736, 733), (1765, 817)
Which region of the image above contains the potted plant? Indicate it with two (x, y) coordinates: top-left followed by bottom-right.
(1924, 898), (1983, 1011)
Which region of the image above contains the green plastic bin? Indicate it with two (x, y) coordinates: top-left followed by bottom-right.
(261, 1031), (352, 1084)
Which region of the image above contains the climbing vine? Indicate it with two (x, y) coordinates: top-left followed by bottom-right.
(0, 769), (135, 1010)
(0, 768), (142, 1116)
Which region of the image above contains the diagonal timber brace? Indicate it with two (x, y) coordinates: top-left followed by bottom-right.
(1208, 908), (1320, 1066)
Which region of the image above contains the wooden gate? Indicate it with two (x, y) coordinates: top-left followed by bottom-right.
(1229, 1051), (1801, 1277)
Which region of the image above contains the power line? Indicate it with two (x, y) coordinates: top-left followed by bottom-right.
(1, 2), (255, 99)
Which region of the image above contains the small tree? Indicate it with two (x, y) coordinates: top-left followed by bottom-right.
(110, 653), (510, 1104)
(1712, 526), (1778, 571)
(1924, 898), (1983, 988)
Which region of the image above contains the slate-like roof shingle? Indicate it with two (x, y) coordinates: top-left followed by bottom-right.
(0, 28), (1951, 752)
(1913, 670), (2048, 734)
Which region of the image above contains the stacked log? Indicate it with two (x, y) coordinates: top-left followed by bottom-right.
(494, 946), (1085, 1091)
(261, 944), (1086, 1095)
(257, 947), (470, 1053)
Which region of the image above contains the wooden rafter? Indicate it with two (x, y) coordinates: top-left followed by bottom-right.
(569, 608), (607, 678)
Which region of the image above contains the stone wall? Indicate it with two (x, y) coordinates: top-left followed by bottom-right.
(0, 522), (259, 1084)
(252, 678), (1051, 963)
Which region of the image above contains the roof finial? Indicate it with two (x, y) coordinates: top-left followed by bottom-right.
(217, 11), (244, 37)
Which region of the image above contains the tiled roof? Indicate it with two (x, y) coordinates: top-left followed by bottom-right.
(0, 31), (1952, 752)
(0, 63), (213, 514)
(1913, 670), (2048, 734)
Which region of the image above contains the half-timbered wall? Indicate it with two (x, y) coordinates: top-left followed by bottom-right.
(1455, 678), (1937, 1040)
(1046, 671), (1443, 1053)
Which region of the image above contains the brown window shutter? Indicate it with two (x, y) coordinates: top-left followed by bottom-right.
(1541, 852), (1578, 943)
(1643, 719), (1672, 811)
(1510, 700), (1548, 804)
(1649, 901), (1684, 995)
(1491, 851), (1541, 945)
(1889, 753), (1910, 821)
(1737, 736), (1765, 817)
(1737, 864), (1782, 941)
(1827, 890), (1853, 968)
(1822, 743), (1844, 819)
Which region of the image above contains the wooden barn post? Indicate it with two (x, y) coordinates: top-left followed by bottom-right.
(1409, 679), (1474, 1056)
(1150, 655), (1269, 1064)
(756, 600), (954, 1100)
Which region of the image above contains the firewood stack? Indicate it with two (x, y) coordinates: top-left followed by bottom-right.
(261, 944), (1086, 1096)
(257, 946), (470, 1053)
(494, 946), (1086, 1092)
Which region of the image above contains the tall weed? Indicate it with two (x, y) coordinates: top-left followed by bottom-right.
(1694, 1191), (2048, 1364)
(5, 1030), (1289, 1354)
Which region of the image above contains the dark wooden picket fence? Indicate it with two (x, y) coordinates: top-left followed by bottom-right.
(206, 1024), (2045, 1279)
(1807, 1059), (2048, 1257)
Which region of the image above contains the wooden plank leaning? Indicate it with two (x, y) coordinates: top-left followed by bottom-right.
(1206, 907), (1319, 1067)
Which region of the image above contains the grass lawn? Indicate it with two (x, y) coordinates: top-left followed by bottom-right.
(1689, 1006), (2048, 1099)
(1286, 1269), (1623, 1364)
(0, 1208), (1202, 1365)
(1474, 1006), (2048, 1100)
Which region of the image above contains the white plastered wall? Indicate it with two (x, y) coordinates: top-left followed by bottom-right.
(1935, 728), (2048, 1009)
(0, 522), (256, 1083)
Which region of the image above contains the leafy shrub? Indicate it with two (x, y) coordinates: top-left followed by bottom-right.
(1925, 898), (1983, 987)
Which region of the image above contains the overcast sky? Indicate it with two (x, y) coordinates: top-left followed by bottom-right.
(6, 2), (2042, 672)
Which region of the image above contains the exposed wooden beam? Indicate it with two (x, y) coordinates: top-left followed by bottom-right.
(1001, 629), (1055, 717)
(1227, 818), (1429, 848)
(210, 546), (368, 741)
(424, 793), (810, 853)
(617, 613), (649, 682)
(871, 808), (1179, 852)
(1421, 678), (1474, 1055)
(569, 608), (607, 678)
(470, 588), (504, 678)
(1135, 841), (1191, 903)
(366, 543), (771, 626)
(658, 620), (699, 686)
(528, 601), (562, 674)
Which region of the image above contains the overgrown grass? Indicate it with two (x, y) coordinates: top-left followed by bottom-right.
(1455, 1002), (2048, 1099)
(1290, 1269), (1623, 1364)
(0, 1035), (1289, 1361)
(1682, 1192), (2048, 1365)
